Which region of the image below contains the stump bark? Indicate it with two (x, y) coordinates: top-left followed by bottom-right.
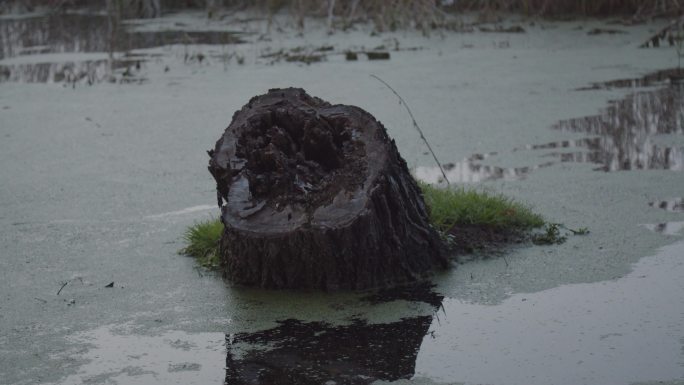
(208, 88), (446, 290)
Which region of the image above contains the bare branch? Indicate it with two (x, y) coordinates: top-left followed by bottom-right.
(370, 74), (451, 185)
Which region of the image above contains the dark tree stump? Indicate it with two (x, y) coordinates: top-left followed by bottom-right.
(208, 88), (446, 290)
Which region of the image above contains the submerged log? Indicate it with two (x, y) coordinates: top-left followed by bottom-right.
(208, 88), (446, 290)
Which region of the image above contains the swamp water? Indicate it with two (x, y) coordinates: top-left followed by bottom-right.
(0, 10), (683, 385)
(0, 12), (244, 83)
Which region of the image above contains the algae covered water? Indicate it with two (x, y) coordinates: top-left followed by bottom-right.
(0, 9), (683, 385)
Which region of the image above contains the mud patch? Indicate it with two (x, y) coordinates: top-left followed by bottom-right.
(446, 224), (528, 258)
(225, 317), (434, 385)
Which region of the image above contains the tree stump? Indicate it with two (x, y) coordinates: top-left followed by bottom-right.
(208, 88), (446, 290)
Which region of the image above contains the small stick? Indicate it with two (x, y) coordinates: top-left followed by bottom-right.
(57, 281), (68, 296)
(370, 74), (451, 185)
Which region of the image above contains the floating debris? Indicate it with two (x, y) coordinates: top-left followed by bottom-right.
(649, 198), (684, 212)
(479, 25), (526, 33)
(587, 28), (626, 35)
(643, 221), (684, 235)
(260, 47), (330, 65)
(345, 51), (358, 61)
(361, 281), (444, 307)
(366, 51), (390, 60)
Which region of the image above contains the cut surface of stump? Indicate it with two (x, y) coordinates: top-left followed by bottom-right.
(208, 88), (446, 290)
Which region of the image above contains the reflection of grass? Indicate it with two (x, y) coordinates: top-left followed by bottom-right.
(179, 218), (223, 269)
(418, 181), (544, 233)
(181, 183), (547, 268)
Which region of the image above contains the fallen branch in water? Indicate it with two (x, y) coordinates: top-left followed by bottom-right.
(56, 281), (68, 295)
(370, 74), (450, 185)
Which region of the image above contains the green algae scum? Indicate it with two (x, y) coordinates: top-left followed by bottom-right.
(2, 2), (684, 385)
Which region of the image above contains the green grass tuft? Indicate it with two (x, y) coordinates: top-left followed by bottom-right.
(179, 217), (223, 269)
(180, 182), (547, 268)
(418, 181), (545, 233)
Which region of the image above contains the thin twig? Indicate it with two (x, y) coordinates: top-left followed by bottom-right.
(370, 74), (450, 185)
(502, 255), (509, 268)
(57, 281), (68, 296)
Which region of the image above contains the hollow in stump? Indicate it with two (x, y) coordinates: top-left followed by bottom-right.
(208, 88), (446, 290)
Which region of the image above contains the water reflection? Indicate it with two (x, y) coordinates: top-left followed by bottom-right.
(0, 13), (244, 83)
(0, 13), (243, 59)
(0, 58), (141, 84)
(552, 86), (684, 171)
(224, 284), (443, 385)
(416, 73), (684, 184)
(644, 221), (684, 235)
(414, 160), (555, 184)
(414, 151), (555, 184)
(0, 14), (111, 60)
(576, 68), (682, 90)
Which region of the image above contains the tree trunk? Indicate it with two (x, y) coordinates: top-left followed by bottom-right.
(208, 88), (447, 290)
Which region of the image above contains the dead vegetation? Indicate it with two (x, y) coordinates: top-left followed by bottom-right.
(6, 0), (682, 32)
(444, 0), (682, 18)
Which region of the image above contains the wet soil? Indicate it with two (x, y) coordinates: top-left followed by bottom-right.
(446, 224), (528, 257)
